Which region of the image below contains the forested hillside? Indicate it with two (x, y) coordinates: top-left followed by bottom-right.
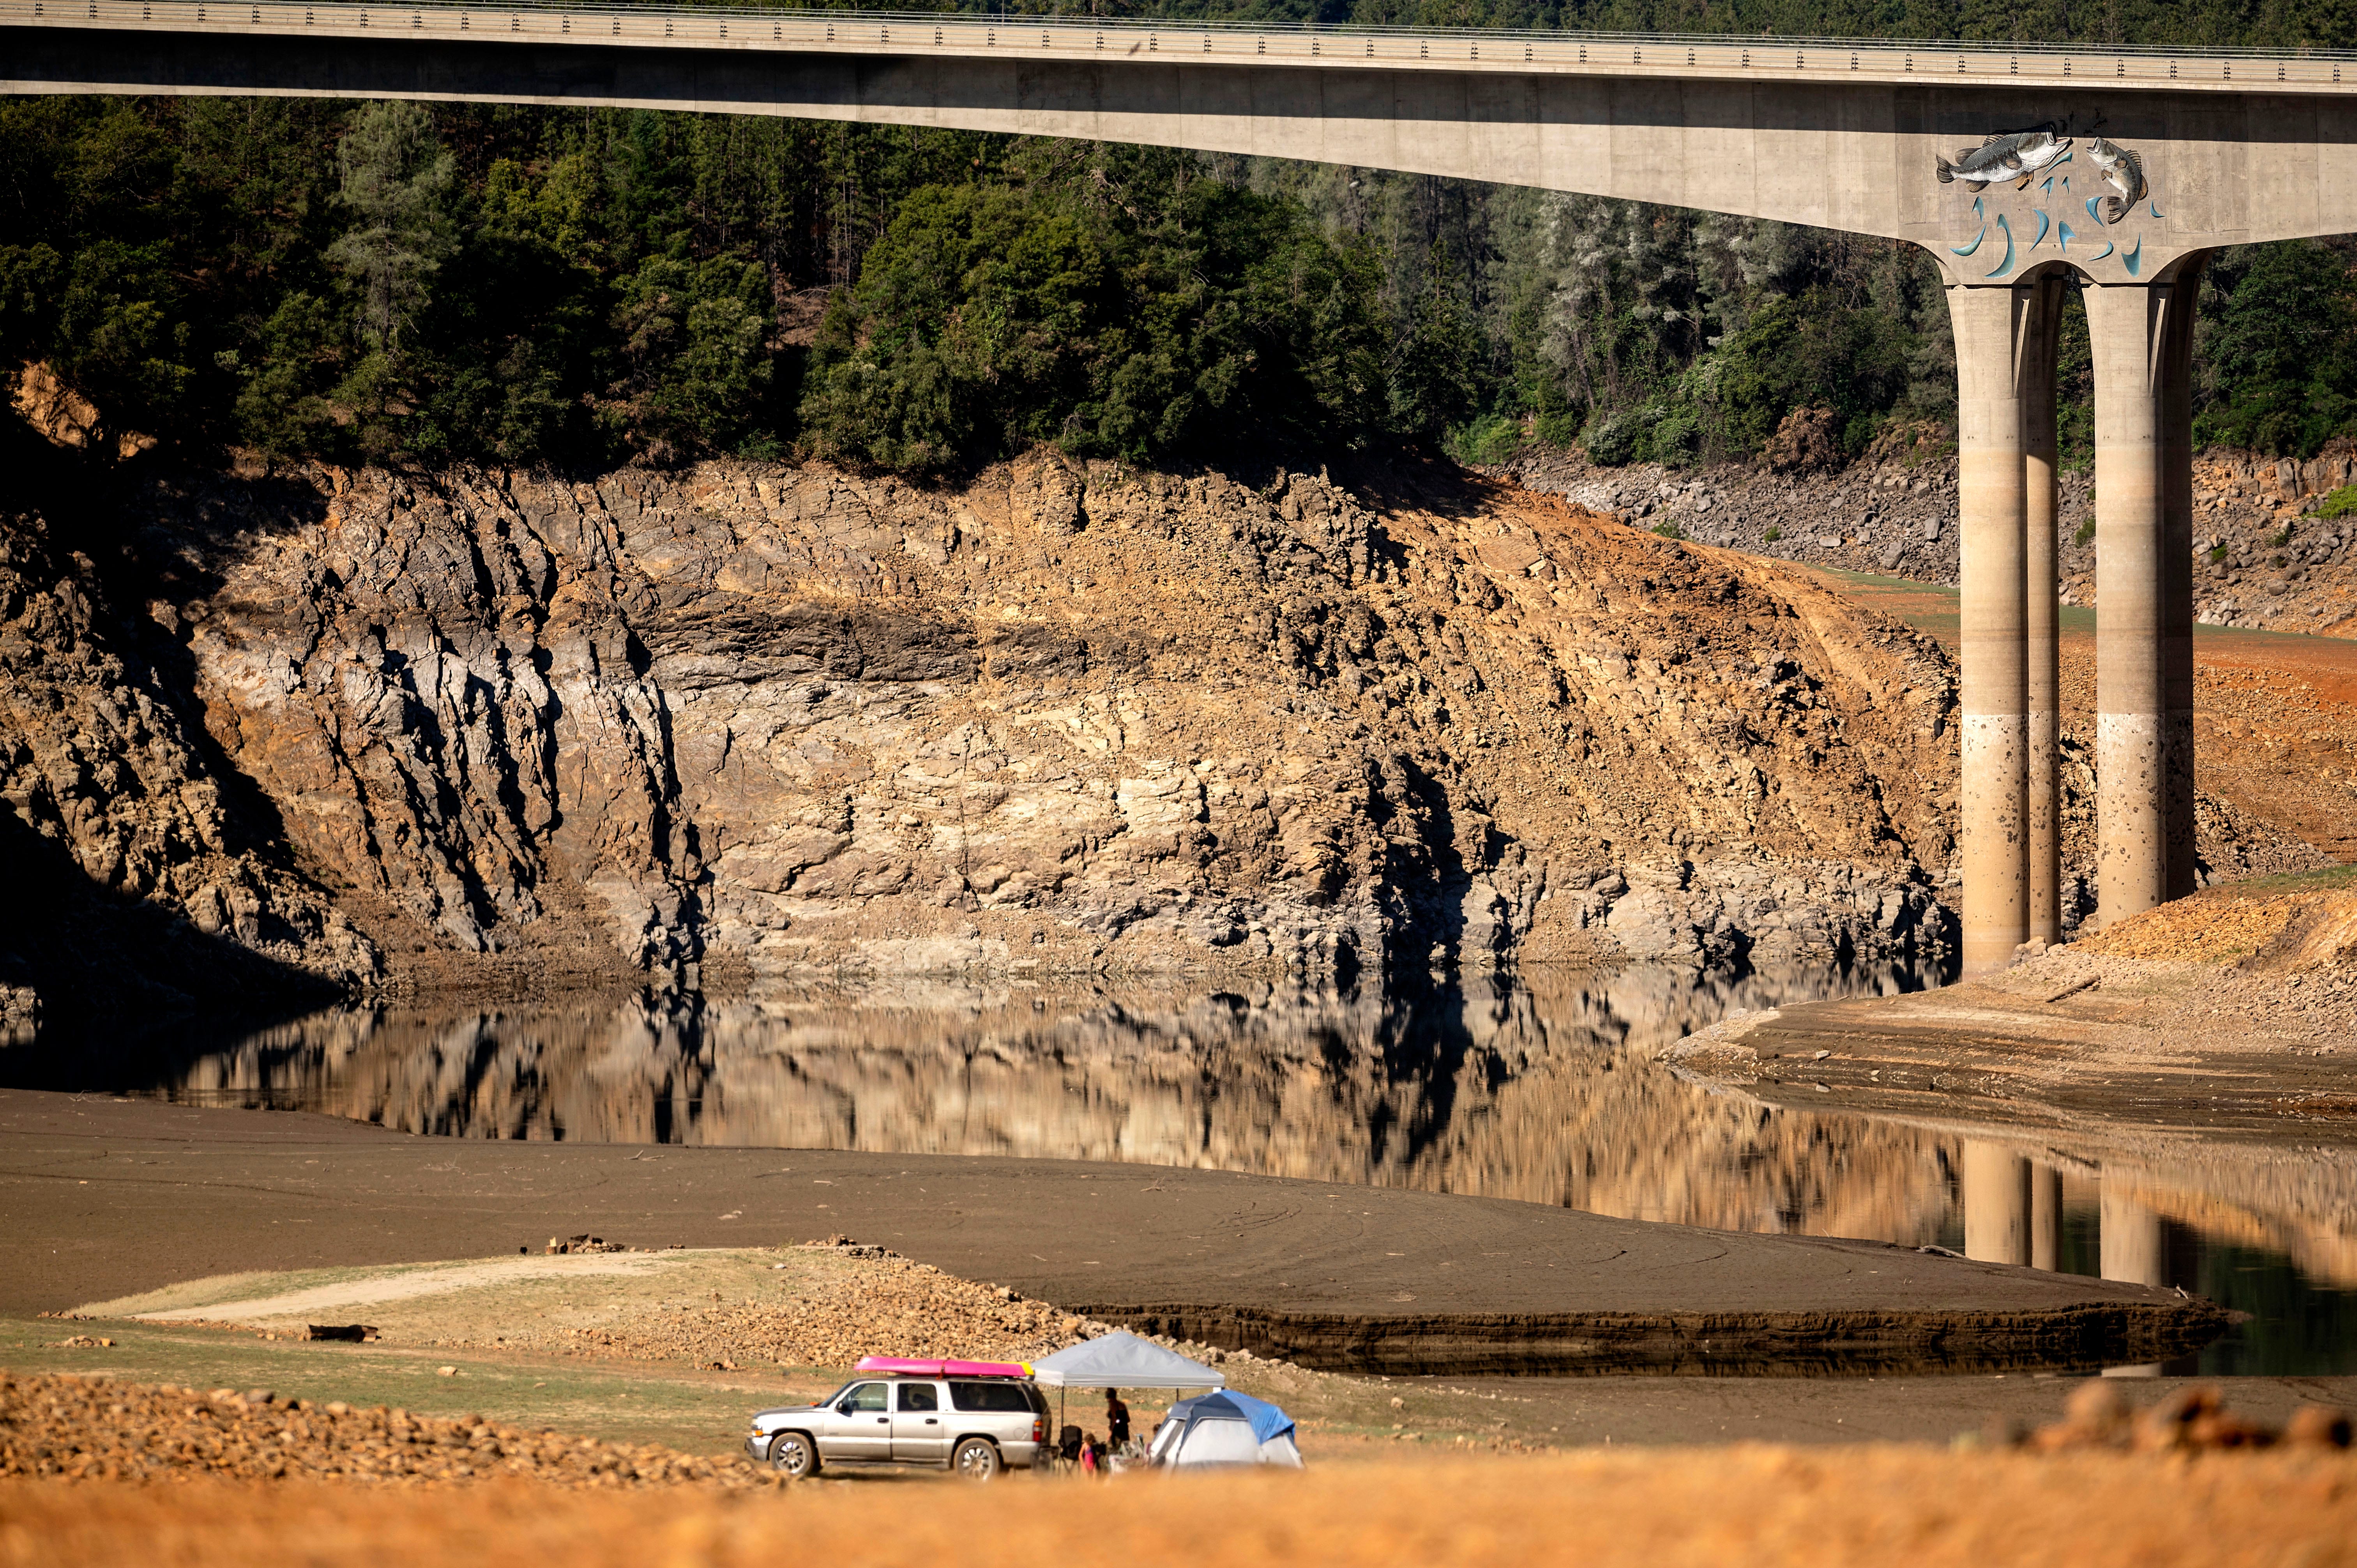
(4, 0), (2357, 478)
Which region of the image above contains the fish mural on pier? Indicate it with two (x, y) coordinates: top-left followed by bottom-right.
(1936, 129), (2073, 189)
(2087, 138), (2149, 226)
(1940, 126), (2155, 280)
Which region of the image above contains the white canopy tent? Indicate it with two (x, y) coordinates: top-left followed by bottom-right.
(1029, 1331), (1226, 1390)
(1028, 1331), (1226, 1453)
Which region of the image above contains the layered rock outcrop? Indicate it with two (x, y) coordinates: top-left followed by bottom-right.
(3, 453), (1971, 1001)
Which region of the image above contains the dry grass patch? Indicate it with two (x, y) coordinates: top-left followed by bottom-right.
(6, 1447), (2357, 1568)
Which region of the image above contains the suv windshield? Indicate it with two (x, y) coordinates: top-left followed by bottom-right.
(839, 1383), (889, 1413)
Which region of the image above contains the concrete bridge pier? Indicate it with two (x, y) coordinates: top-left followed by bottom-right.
(1951, 277), (2069, 973)
(2086, 268), (2207, 925)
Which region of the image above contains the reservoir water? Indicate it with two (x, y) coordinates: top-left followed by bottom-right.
(11, 961), (2353, 1375)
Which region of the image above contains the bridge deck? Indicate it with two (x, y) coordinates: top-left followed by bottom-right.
(12, 0), (2357, 97)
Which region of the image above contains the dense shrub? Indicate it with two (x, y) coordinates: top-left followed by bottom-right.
(801, 172), (1386, 472)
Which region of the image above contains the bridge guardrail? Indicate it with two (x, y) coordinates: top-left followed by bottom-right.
(9, 0), (2357, 92)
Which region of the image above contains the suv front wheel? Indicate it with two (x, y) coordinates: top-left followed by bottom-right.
(952, 1437), (1001, 1480)
(768, 1432), (818, 1479)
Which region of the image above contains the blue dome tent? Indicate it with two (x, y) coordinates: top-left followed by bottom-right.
(1145, 1389), (1304, 1468)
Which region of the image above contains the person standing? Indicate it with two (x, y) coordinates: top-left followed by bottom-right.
(1104, 1388), (1131, 1449)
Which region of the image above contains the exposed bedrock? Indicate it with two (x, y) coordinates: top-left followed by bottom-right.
(1080, 1300), (2230, 1378)
(3, 453), (1976, 1001)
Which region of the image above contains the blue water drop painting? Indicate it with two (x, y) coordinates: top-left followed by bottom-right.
(1951, 227), (1987, 256)
(1985, 215), (2017, 280)
(2149, 200), (2163, 219)
(2028, 210), (2051, 249)
(2124, 237), (2144, 277)
(2085, 195), (2104, 223)
(2087, 240), (2114, 263)
(2057, 221), (2077, 252)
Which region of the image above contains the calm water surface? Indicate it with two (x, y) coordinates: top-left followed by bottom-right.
(13, 961), (2354, 1375)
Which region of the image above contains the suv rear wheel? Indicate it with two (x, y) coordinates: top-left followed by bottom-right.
(952, 1437), (1001, 1480)
(768, 1432), (818, 1479)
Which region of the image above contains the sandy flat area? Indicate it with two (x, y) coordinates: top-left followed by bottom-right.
(96, 1254), (683, 1324)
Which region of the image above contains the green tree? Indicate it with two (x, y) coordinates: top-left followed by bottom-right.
(800, 172), (1385, 473)
(324, 102), (455, 353)
(608, 255), (779, 460)
(2194, 241), (2357, 457)
(1389, 241), (1484, 438)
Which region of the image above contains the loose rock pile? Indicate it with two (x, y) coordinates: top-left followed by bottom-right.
(2021, 1382), (2352, 1453)
(448, 1240), (1074, 1369)
(1500, 447), (1990, 585)
(0, 1372), (782, 1486)
(545, 1236), (633, 1256)
(1504, 442), (2357, 638)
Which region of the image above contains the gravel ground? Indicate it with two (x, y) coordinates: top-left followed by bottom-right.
(0, 1371), (780, 1487)
(2075, 878), (2357, 968)
(91, 1239), (1296, 1384)
(1496, 441), (2357, 638)
(472, 1243), (1076, 1370)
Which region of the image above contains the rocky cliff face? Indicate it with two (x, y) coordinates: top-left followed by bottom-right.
(1, 452), (1969, 1005)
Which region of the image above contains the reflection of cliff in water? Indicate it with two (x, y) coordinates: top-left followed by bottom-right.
(150, 964), (1960, 1243)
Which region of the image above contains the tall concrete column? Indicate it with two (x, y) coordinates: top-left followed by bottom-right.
(1963, 1140), (2031, 1265)
(1949, 277), (2068, 972)
(2085, 266), (2205, 925)
(2022, 274), (2068, 946)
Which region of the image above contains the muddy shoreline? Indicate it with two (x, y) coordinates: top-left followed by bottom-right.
(1, 1089), (2219, 1377)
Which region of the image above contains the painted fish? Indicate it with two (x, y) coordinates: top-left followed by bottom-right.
(1936, 129), (2072, 190)
(2087, 138), (2148, 225)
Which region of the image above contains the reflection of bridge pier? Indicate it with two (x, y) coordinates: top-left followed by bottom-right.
(2031, 1162), (2063, 1273)
(1963, 1141), (2031, 1265)
(1963, 1143), (2067, 1273)
(1967, 1154), (2184, 1372)
(2101, 1184), (2169, 1376)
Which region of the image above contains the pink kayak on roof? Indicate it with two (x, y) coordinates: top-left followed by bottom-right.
(854, 1356), (1032, 1378)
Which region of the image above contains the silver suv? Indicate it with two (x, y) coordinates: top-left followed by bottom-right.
(747, 1374), (1050, 1480)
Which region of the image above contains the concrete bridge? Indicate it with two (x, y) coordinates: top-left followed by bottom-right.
(12, 3), (2357, 970)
